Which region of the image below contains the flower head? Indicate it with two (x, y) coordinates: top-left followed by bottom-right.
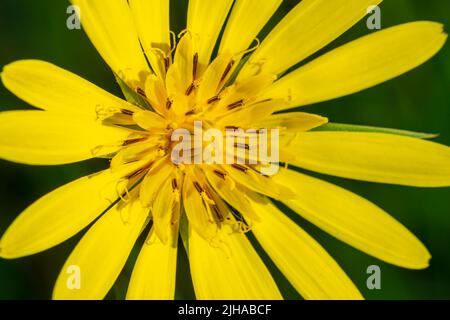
(0, 0), (449, 300)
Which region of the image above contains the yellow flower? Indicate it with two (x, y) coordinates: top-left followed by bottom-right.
(0, 0), (449, 300)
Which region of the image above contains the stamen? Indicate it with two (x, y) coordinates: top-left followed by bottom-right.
(127, 163), (152, 179)
(122, 138), (146, 146)
(227, 99), (245, 110)
(185, 82), (196, 96)
(213, 170), (227, 180)
(193, 53), (199, 79)
(193, 181), (204, 193)
(234, 38), (261, 58)
(211, 205), (224, 222)
(225, 125), (240, 130)
(121, 109), (135, 116)
(207, 95), (221, 104)
(232, 163), (248, 173)
(135, 87), (147, 98)
(164, 56), (171, 73)
(172, 178), (178, 191)
(166, 98), (173, 110)
(220, 60), (235, 83)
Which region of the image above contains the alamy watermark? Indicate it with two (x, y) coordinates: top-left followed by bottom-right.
(367, 5), (382, 30)
(66, 265), (81, 290)
(170, 121), (280, 176)
(66, 5), (81, 30)
(366, 265), (381, 290)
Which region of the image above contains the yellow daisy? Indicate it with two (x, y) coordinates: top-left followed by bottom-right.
(0, 0), (449, 300)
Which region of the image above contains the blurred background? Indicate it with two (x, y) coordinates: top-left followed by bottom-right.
(0, 0), (449, 299)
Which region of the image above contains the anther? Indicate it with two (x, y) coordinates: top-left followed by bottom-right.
(193, 181), (204, 193)
(121, 109), (135, 116)
(211, 205), (224, 222)
(207, 95), (221, 104)
(166, 98), (173, 110)
(221, 60), (235, 83)
(227, 99), (244, 110)
(185, 109), (196, 116)
(193, 53), (199, 79)
(164, 57), (170, 73)
(123, 138), (146, 146)
(213, 170), (227, 180)
(172, 178), (178, 191)
(128, 163), (152, 179)
(232, 163), (248, 173)
(135, 87), (147, 98)
(185, 82), (196, 96)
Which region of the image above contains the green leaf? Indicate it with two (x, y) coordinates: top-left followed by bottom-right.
(312, 123), (438, 139)
(115, 75), (152, 110)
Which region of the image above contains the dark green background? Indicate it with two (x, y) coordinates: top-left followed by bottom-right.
(0, 0), (449, 299)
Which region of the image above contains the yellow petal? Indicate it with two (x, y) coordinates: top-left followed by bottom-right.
(140, 160), (174, 208)
(167, 34), (195, 97)
(1, 60), (138, 119)
(216, 98), (286, 127)
(152, 176), (181, 244)
(204, 169), (260, 222)
(223, 164), (295, 200)
(133, 111), (167, 130)
(187, 0), (234, 75)
(53, 196), (148, 300)
(219, 0), (282, 55)
(252, 200), (362, 300)
(182, 174), (218, 240)
(266, 21), (448, 109)
(196, 53), (234, 104)
(0, 111), (132, 165)
(239, 0), (382, 78)
(0, 169), (132, 259)
(127, 227), (178, 300)
(189, 226), (282, 300)
(281, 132), (450, 187)
(274, 170), (431, 269)
(71, 0), (151, 86)
(129, 0), (170, 78)
(129, 0), (170, 54)
(250, 112), (328, 133)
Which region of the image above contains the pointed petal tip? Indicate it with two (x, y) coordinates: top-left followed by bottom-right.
(408, 249), (432, 270)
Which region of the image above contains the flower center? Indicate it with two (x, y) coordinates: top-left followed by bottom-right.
(96, 32), (290, 242)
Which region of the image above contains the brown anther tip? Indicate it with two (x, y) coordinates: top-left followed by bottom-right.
(164, 57), (170, 73)
(207, 96), (221, 104)
(166, 98), (173, 110)
(213, 170), (226, 180)
(232, 163), (248, 173)
(135, 87), (147, 98)
(172, 178), (178, 191)
(121, 109), (135, 116)
(185, 82), (196, 96)
(220, 60), (235, 82)
(193, 181), (204, 193)
(227, 99), (245, 110)
(193, 53), (199, 79)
